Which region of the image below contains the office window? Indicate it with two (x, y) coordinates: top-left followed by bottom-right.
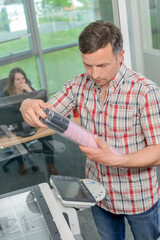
(34, 0), (95, 50)
(1, 0), (114, 94)
(33, 0), (114, 93)
(139, 0), (160, 51)
(125, 0), (160, 86)
(0, 0), (31, 58)
(44, 46), (84, 93)
(149, 0), (160, 50)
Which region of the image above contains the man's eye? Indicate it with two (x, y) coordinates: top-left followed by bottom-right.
(101, 65), (107, 68)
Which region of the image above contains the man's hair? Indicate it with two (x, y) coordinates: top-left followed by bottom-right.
(78, 20), (123, 56)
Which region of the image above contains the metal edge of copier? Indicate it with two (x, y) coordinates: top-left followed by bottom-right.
(0, 185), (35, 199)
(39, 183), (75, 240)
(33, 184), (61, 240)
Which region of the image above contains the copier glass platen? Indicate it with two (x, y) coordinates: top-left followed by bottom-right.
(0, 183), (75, 240)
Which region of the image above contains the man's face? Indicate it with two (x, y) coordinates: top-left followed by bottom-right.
(81, 44), (124, 88)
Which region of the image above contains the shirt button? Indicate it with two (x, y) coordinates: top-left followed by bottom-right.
(99, 111), (102, 114)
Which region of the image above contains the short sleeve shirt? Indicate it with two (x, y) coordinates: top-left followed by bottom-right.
(49, 63), (160, 214)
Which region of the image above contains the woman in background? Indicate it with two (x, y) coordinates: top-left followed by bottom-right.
(3, 67), (58, 176)
(3, 67), (33, 96)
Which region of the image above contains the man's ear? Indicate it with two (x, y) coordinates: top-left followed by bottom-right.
(119, 49), (125, 64)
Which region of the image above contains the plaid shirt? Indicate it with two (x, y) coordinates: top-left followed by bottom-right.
(49, 63), (160, 214)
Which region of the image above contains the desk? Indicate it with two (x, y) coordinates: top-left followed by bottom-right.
(0, 117), (80, 149)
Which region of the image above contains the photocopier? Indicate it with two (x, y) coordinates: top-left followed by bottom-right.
(0, 175), (105, 240)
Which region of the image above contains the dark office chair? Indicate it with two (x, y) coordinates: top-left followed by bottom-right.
(0, 124), (39, 173)
(0, 145), (27, 172)
(0, 78), (7, 97)
(1, 150), (38, 173)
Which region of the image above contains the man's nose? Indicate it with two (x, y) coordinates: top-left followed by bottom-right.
(91, 66), (100, 79)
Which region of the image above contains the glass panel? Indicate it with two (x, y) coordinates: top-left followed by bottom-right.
(0, 0), (31, 58)
(149, 0), (160, 50)
(41, 0), (114, 94)
(0, 191), (51, 239)
(0, 0), (114, 201)
(96, 0), (114, 22)
(0, 57), (40, 90)
(43, 46), (85, 94)
(34, 0), (114, 50)
(139, 0), (160, 51)
(34, 0), (95, 49)
(125, 1), (160, 86)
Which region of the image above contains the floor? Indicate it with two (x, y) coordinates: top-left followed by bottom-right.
(0, 133), (160, 240)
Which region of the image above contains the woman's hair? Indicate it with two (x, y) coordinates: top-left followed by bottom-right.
(3, 67), (27, 96)
(78, 20), (123, 57)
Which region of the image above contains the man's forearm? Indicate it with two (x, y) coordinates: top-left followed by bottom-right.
(120, 144), (160, 168)
(79, 136), (160, 168)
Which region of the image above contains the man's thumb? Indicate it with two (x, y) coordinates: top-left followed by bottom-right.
(94, 135), (106, 148)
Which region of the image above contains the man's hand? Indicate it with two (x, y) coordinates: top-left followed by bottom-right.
(80, 135), (160, 168)
(20, 98), (52, 128)
(79, 135), (120, 167)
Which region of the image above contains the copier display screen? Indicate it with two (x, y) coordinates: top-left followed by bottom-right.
(0, 191), (51, 240)
(51, 176), (95, 204)
(58, 180), (89, 200)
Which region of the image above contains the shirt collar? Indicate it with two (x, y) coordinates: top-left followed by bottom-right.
(110, 63), (127, 90)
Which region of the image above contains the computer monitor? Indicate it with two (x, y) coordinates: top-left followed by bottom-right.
(0, 89), (48, 136)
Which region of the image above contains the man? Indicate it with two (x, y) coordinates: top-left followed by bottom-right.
(20, 21), (160, 240)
